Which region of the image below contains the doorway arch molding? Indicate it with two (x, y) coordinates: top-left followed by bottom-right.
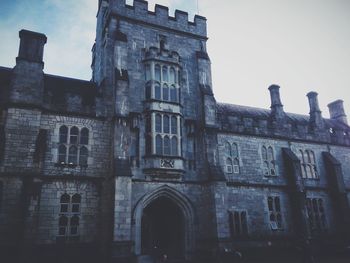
(133, 184), (196, 258)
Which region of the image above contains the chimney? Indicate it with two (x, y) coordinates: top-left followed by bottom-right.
(268, 84), (285, 120)
(307, 92), (324, 129)
(328, 100), (348, 125)
(17, 29), (47, 64)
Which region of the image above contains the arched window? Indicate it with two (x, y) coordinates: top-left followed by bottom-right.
(306, 197), (327, 233)
(155, 114), (162, 133)
(164, 136), (171, 155)
(155, 64), (161, 82)
(299, 150), (317, 179)
(59, 126), (68, 143)
(156, 135), (163, 155)
(80, 128), (89, 145)
(171, 137), (178, 156)
(224, 141), (240, 174)
(162, 66), (168, 82)
(58, 145), (67, 164)
(169, 67), (176, 83)
(163, 84), (169, 101)
(154, 83), (161, 100)
(70, 127), (79, 144)
(171, 116), (177, 134)
(68, 146), (78, 165)
(232, 143), (238, 158)
(170, 85), (177, 102)
(79, 146), (88, 166)
(268, 196), (283, 230)
(163, 115), (170, 134)
(262, 146), (267, 161)
(60, 194), (70, 213)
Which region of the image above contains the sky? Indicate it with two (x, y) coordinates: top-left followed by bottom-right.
(0, 0), (349, 118)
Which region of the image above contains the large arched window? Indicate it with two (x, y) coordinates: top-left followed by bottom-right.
(162, 66), (168, 82)
(57, 126), (90, 167)
(169, 67), (176, 83)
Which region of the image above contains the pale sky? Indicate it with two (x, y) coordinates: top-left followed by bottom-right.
(0, 0), (349, 118)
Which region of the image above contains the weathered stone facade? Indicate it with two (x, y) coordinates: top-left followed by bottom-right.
(0, 1), (350, 262)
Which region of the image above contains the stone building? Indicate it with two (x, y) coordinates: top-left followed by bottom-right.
(0, 0), (349, 262)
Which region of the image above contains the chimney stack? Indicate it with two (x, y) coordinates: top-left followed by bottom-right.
(307, 92), (324, 129)
(328, 100), (348, 125)
(268, 84), (285, 120)
(17, 29), (47, 64)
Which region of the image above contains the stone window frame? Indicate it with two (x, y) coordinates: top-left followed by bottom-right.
(261, 145), (276, 176)
(306, 197), (327, 233)
(228, 209), (249, 238)
(144, 62), (180, 104)
(57, 193), (81, 241)
(56, 125), (90, 167)
(150, 112), (181, 157)
(267, 196), (283, 231)
(224, 141), (240, 174)
(299, 149), (318, 179)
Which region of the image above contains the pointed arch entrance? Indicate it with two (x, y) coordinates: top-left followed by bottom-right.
(133, 185), (195, 260)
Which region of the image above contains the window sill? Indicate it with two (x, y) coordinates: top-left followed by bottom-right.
(55, 163), (88, 168)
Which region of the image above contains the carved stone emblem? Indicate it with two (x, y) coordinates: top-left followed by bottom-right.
(160, 159), (175, 168)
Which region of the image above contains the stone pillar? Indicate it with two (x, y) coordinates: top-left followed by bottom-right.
(307, 92), (324, 130)
(328, 100), (348, 125)
(268, 84), (285, 120)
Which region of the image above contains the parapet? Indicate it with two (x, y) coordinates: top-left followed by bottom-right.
(109, 0), (207, 38)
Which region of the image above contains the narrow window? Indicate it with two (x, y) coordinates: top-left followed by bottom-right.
(225, 142), (231, 156)
(80, 128), (89, 145)
(70, 215), (80, 236)
(79, 146), (88, 166)
(164, 136), (171, 155)
(229, 210), (248, 237)
(154, 83), (161, 100)
(169, 67), (176, 83)
(156, 135), (163, 155)
(71, 194), (81, 213)
(162, 66), (168, 82)
(232, 143), (238, 157)
(58, 215), (68, 236)
(163, 84), (169, 101)
(171, 137), (178, 156)
(163, 115), (170, 134)
(60, 194), (70, 213)
(155, 65), (161, 82)
(68, 146), (78, 165)
(58, 145), (67, 164)
(268, 196), (283, 230)
(170, 85), (177, 102)
(70, 127), (79, 144)
(59, 126), (68, 143)
(233, 158), (240, 174)
(155, 114), (162, 133)
(145, 64), (151, 81)
(145, 83), (152, 99)
(226, 158), (233, 174)
(171, 116), (177, 134)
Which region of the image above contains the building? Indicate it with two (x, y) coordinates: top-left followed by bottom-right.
(0, 0), (350, 262)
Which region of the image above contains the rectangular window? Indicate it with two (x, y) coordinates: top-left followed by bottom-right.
(268, 196), (283, 230)
(229, 210), (248, 237)
(306, 198), (327, 233)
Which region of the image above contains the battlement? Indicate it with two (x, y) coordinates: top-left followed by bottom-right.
(109, 0), (207, 38)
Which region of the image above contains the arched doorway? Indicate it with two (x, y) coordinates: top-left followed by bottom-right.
(141, 197), (185, 259)
(133, 185), (195, 260)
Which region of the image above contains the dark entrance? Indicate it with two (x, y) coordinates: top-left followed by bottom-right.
(141, 197), (185, 259)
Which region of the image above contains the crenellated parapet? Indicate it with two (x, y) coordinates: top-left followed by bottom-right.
(108, 0), (207, 38)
